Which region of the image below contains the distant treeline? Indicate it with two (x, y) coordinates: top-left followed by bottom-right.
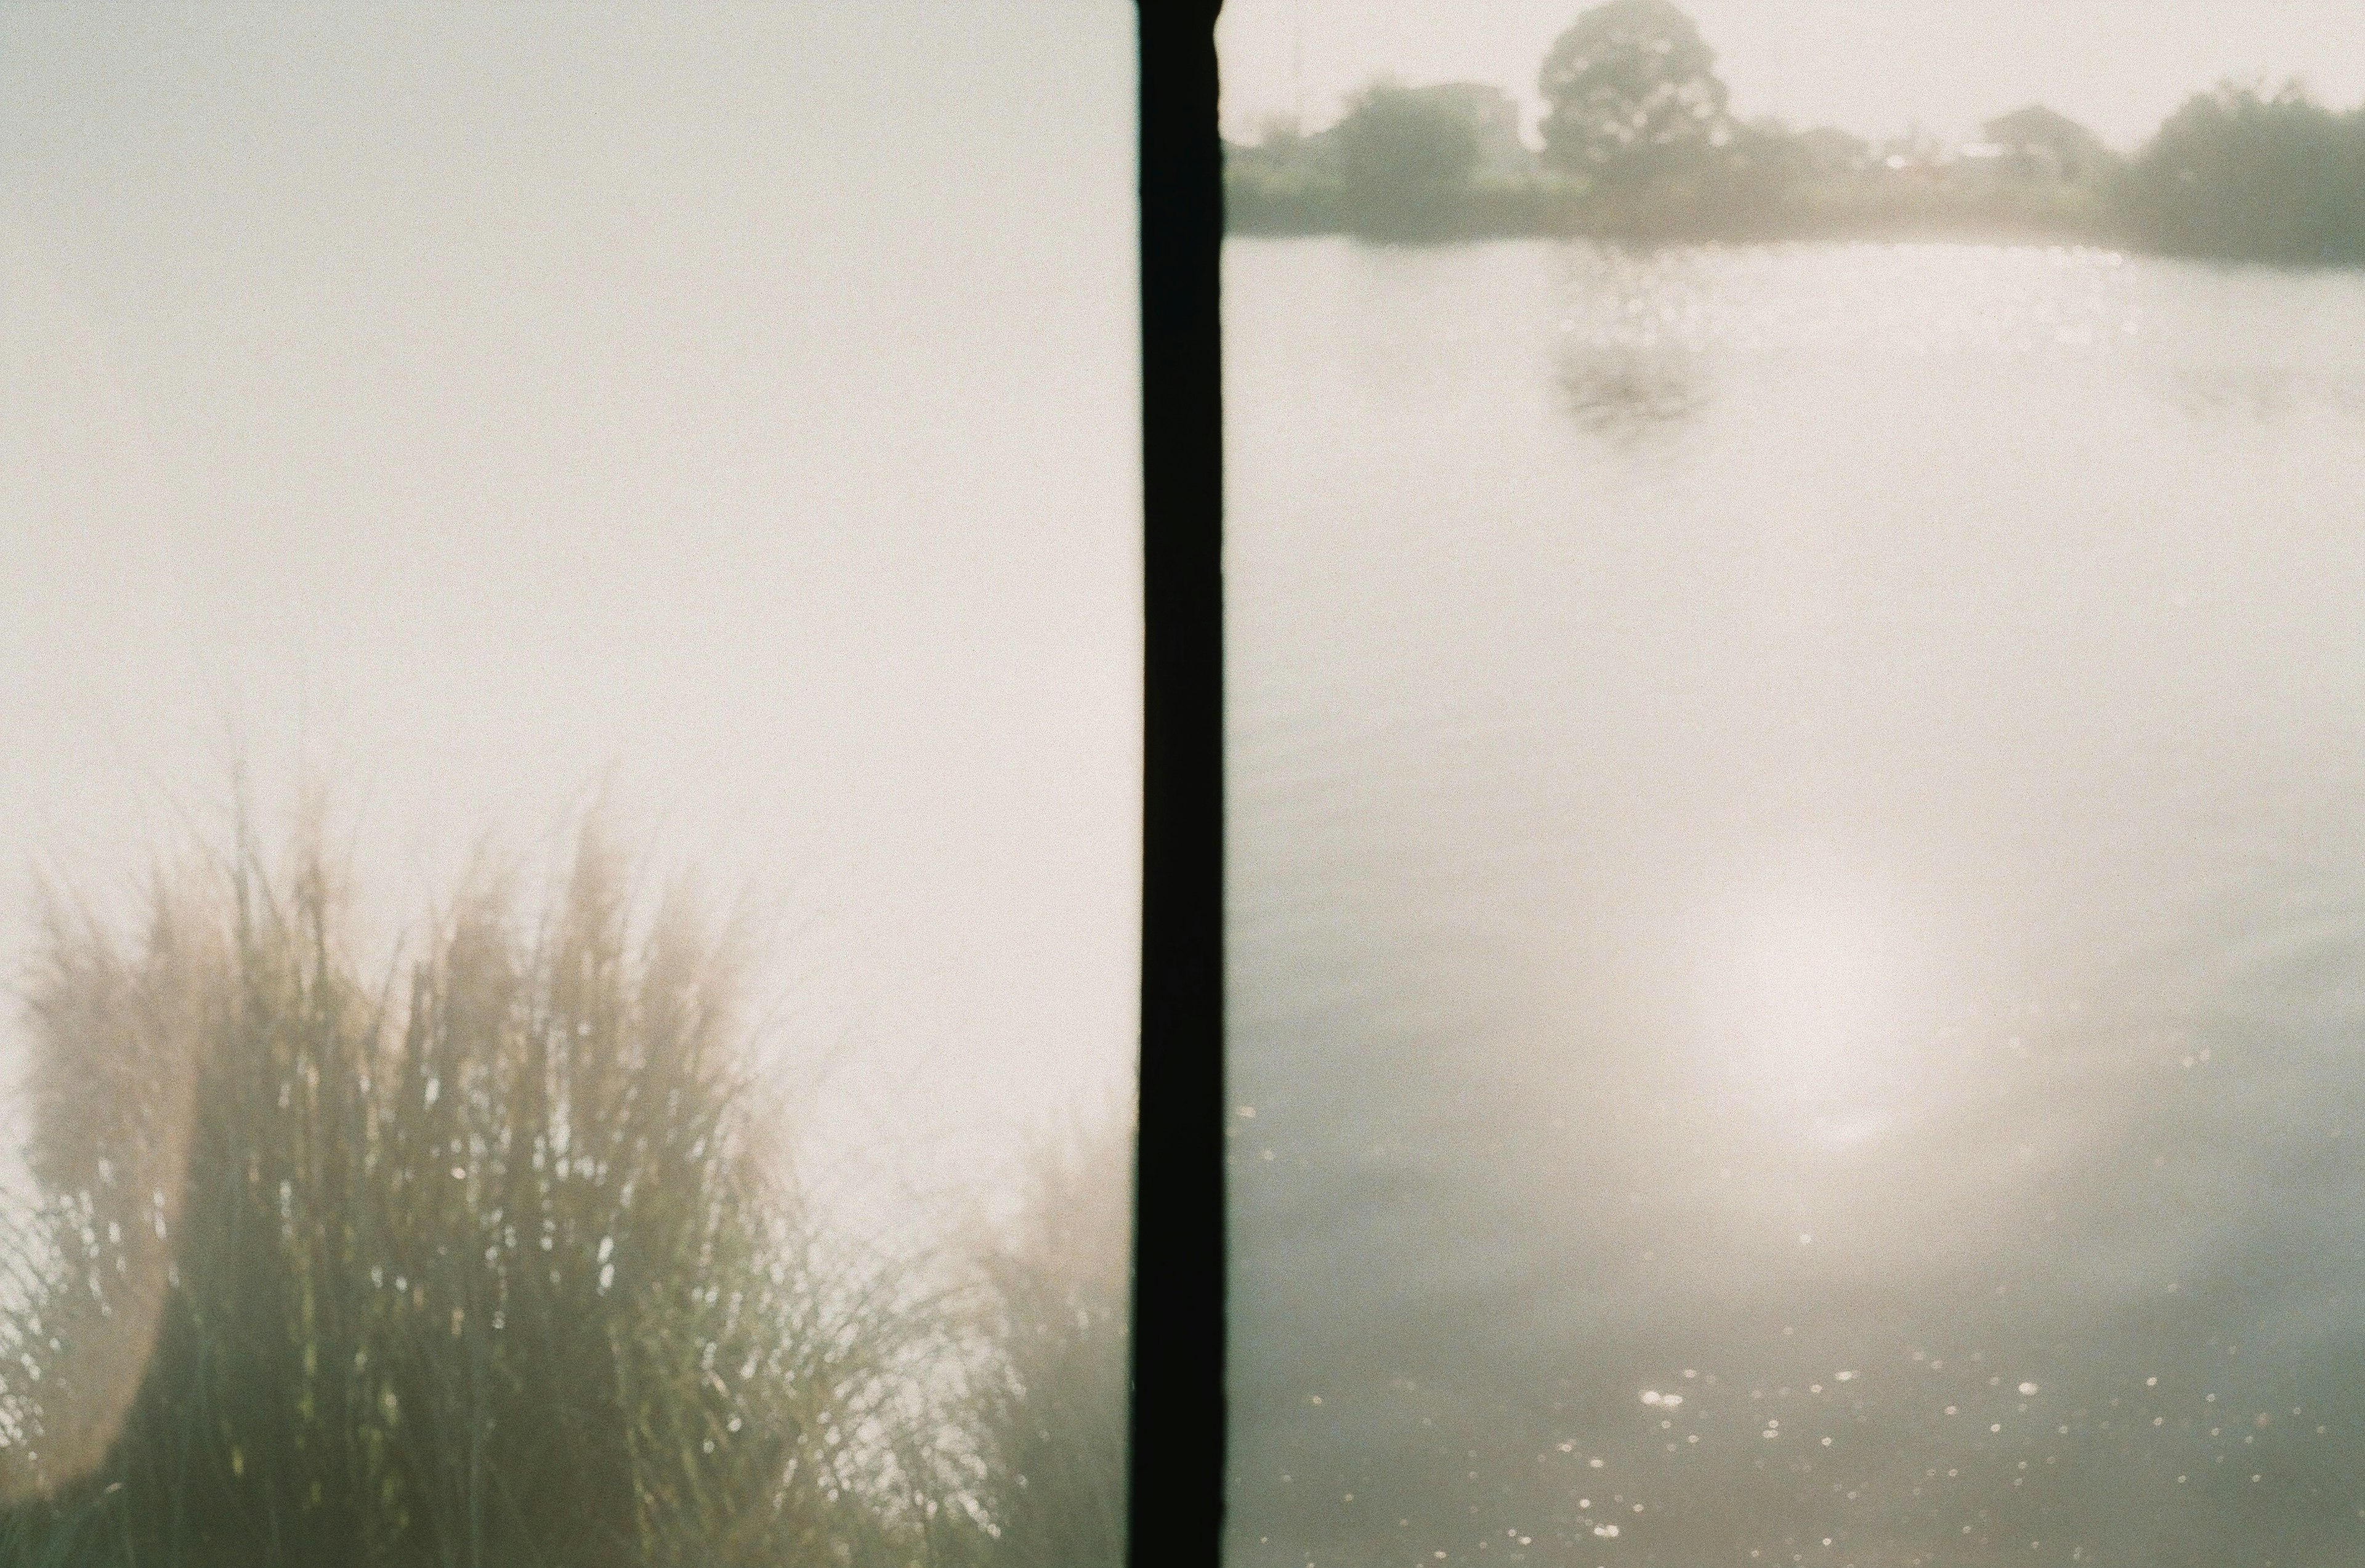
(1228, 0), (2365, 265)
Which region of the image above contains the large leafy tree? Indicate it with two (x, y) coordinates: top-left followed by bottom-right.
(1538, 0), (1730, 186)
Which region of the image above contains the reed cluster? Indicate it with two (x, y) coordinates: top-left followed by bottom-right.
(0, 828), (1128, 1568)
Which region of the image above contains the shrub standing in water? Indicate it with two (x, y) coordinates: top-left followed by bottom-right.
(0, 830), (1028, 1567)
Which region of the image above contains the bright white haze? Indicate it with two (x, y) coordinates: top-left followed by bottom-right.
(0, 2), (1142, 1222)
(1219, 0), (2365, 148)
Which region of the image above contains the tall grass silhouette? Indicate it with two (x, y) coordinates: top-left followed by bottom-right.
(967, 1121), (1132, 1568)
(0, 823), (1130, 1567)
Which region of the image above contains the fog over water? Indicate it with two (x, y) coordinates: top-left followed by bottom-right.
(1227, 238), (2365, 1566)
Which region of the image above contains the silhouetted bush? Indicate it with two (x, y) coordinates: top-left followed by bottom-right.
(967, 1119), (1132, 1568)
(0, 825), (1130, 1568)
(1335, 84), (1483, 239)
(2115, 84), (2365, 264)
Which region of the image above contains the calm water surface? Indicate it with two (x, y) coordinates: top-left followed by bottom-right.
(1227, 238), (2365, 1567)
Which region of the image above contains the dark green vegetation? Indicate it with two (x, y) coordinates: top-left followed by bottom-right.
(2116, 84), (2365, 264)
(1227, 0), (2365, 265)
(0, 830), (1128, 1567)
(1335, 85), (1483, 240)
(1537, 0), (1728, 189)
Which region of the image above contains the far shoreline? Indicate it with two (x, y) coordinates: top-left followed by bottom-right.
(1225, 174), (2145, 256)
(1223, 200), (2365, 272)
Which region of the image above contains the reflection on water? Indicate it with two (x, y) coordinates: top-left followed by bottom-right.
(1558, 341), (1707, 438)
(1555, 248), (1712, 438)
(1226, 238), (2365, 1568)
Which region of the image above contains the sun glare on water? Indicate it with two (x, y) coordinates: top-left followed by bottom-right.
(1694, 860), (1926, 1121)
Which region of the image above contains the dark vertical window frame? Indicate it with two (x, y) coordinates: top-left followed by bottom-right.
(1131, 2), (1227, 1564)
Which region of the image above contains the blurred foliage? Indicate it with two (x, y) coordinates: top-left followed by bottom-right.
(1537, 0), (1731, 188)
(2116, 83), (2365, 264)
(1335, 84), (1484, 238)
(967, 1119), (1132, 1568)
(0, 825), (1130, 1568)
(1227, 1), (2365, 269)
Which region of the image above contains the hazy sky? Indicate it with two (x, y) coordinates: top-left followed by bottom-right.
(1, 2), (1139, 1224)
(1218, 0), (2365, 148)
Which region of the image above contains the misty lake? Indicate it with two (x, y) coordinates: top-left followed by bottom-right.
(1226, 237), (2365, 1567)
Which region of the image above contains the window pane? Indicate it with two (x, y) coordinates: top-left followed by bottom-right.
(1223, 7), (2365, 1566)
(0, 5), (1138, 1562)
